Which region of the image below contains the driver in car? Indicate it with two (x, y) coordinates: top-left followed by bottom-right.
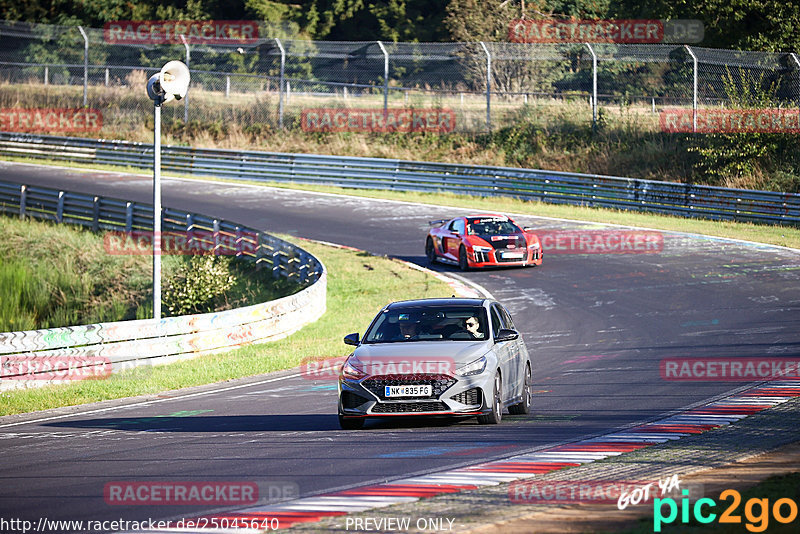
(465, 316), (483, 339)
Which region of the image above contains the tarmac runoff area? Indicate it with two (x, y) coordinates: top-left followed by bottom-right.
(288, 394), (800, 533)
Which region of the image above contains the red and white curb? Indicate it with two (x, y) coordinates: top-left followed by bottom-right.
(127, 377), (800, 532)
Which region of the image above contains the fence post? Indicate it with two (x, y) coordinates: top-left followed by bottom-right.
(78, 26), (88, 107)
(180, 35), (190, 124)
(684, 45), (698, 132)
(790, 53), (800, 107)
(479, 41), (491, 132)
(44, 65), (48, 86)
(105, 67), (109, 87)
(377, 41), (389, 118)
(225, 75), (230, 98)
(585, 43), (597, 130)
(275, 38), (285, 129)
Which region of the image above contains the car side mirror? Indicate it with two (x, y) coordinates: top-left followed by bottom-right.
(495, 328), (519, 342)
(343, 333), (360, 346)
(450, 230), (460, 236)
(523, 227), (535, 233)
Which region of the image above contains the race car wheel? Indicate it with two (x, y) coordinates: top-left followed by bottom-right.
(338, 414), (364, 430)
(509, 363), (531, 415)
(458, 245), (469, 271)
(425, 238), (437, 264)
(477, 371), (502, 424)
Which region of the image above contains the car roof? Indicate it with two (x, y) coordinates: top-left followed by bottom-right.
(384, 298), (488, 309)
(464, 214), (511, 220)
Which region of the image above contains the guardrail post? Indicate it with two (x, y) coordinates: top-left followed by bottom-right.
(275, 38), (285, 129)
(235, 226), (242, 257)
(125, 202), (133, 231)
(92, 196), (100, 232)
(479, 41), (491, 132)
(19, 184), (26, 218)
(585, 43), (597, 131)
(684, 45), (698, 132)
(213, 219), (220, 256)
(377, 41), (389, 118)
(56, 191), (64, 223)
(78, 26), (88, 107)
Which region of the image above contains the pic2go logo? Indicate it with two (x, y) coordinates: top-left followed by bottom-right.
(654, 489), (799, 532)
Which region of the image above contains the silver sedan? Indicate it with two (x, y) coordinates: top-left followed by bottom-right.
(338, 298), (532, 429)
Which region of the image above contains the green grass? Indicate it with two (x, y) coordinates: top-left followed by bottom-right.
(0, 215), (302, 330)
(0, 239), (454, 415)
(619, 472), (800, 533)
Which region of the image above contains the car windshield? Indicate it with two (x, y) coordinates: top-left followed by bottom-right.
(363, 306), (489, 343)
(467, 218), (521, 236)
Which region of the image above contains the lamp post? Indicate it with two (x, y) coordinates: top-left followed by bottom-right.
(146, 61), (190, 319)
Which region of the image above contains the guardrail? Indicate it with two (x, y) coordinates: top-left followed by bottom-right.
(0, 179), (326, 389)
(1, 132), (798, 226)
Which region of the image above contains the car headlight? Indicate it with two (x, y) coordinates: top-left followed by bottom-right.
(471, 245), (492, 253)
(341, 356), (366, 380)
(456, 355), (487, 377)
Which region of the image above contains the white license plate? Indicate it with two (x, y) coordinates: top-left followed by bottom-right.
(385, 385), (432, 397)
(502, 251), (524, 259)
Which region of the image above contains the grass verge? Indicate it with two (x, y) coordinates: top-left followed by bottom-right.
(0, 239), (454, 415)
(2, 154), (798, 250)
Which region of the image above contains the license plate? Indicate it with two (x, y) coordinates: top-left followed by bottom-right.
(385, 385), (432, 397)
(502, 251), (524, 259)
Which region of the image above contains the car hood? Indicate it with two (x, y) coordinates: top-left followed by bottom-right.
(353, 341), (489, 369)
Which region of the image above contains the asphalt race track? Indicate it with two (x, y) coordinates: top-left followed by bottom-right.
(1, 161), (799, 529)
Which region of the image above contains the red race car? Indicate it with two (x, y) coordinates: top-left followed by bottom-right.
(425, 214), (543, 270)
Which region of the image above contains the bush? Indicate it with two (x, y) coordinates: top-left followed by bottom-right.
(162, 255), (237, 316)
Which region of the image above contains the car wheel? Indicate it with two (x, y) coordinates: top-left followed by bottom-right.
(425, 238), (437, 264)
(338, 414), (364, 430)
(477, 371), (502, 424)
(458, 245), (469, 271)
(509, 363), (532, 415)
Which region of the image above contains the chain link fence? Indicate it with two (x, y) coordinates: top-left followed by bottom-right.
(1, 20), (799, 136)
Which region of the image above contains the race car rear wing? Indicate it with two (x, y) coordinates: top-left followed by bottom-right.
(428, 219), (448, 227)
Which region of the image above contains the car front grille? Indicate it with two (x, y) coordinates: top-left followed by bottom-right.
(362, 374), (457, 400)
(341, 390), (371, 409)
(371, 402), (449, 413)
(450, 387), (482, 406)
(495, 249), (527, 262)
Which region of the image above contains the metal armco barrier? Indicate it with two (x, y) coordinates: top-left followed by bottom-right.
(1, 132), (798, 225)
(0, 180), (326, 389)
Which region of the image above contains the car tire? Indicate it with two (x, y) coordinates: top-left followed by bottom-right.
(508, 363), (532, 415)
(477, 371), (502, 424)
(458, 245), (469, 271)
(425, 238), (437, 264)
(338, 414), (364, 430)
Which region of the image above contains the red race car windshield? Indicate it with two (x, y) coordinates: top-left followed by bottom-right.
(467, 218), (522, 236)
